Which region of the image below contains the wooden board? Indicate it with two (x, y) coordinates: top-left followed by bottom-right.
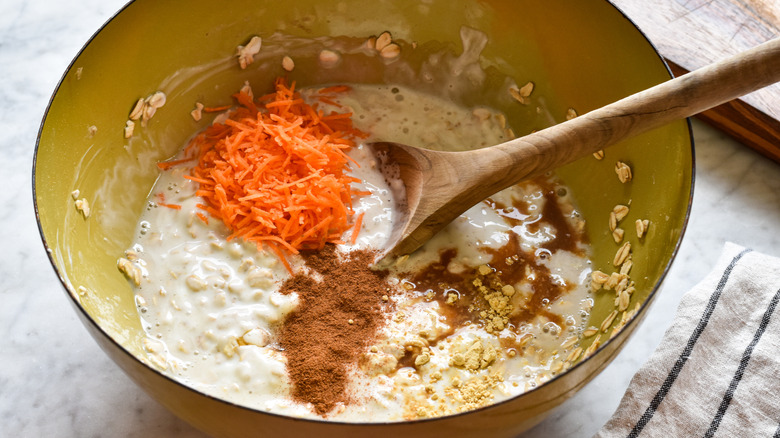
(610, 0), (780, 163)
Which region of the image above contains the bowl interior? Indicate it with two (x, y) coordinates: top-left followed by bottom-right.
(35, 0), (692, 419)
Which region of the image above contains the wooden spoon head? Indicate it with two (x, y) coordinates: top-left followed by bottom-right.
(365, 141), (423, 266)
(367, 141), (489, 266)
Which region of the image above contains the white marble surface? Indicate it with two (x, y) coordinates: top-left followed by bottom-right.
(2, 1), (779, 437)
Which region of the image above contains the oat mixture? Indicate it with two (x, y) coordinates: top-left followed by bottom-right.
(119, 83), (600, 421)
(110, 28), (650, 422)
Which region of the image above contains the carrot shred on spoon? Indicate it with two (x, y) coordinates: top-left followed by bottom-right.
(181, 78), (367, 271)
(350, 212), (365, 245)
(153, 192), (182, 210)
(156, 157), (195, 170)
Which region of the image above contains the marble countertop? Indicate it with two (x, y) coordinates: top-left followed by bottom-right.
(2, 1), (779, 437)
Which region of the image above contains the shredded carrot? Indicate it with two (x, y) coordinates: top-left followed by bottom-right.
(154, 192), (182, 210)
(180, 78), (367, 270)
(158, 203), (182, 210)
(319, 85), (351, 94)
(350, 212), (365, 245)
(157, 158), (196, 170)
(317, 96), (344, 108)
(196, 212), (209, 224)
(203, 105), (233, 113)
(267, 242), (293, 274)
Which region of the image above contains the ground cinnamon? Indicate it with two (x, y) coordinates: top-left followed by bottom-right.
(276, 246), (392, 415)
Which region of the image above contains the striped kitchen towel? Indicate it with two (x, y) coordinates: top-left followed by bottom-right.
(596, 243), (780, 437)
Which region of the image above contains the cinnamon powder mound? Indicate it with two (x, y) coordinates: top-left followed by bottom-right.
(277, 246), (392, 415)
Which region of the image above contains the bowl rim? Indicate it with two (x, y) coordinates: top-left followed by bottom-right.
(32, 0), (695, 428)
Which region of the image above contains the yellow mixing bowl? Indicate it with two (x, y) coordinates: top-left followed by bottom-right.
(34, 0), (693, 436)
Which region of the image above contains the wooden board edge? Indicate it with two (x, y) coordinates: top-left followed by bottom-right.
(666, 59), (780, 164)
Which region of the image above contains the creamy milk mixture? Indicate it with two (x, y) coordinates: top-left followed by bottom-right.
(124, 84), (594, 421)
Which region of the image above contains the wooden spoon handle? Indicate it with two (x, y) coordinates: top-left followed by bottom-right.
(381, 38), (780, 260)
(490, 36), (780, 183)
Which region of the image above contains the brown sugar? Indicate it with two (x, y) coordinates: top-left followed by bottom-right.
(276, 246), (392, 415)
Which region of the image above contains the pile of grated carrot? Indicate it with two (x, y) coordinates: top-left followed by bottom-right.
(166, 78), (369, 272)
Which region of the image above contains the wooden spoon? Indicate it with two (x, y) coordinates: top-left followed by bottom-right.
(371, 37), (780, 265)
